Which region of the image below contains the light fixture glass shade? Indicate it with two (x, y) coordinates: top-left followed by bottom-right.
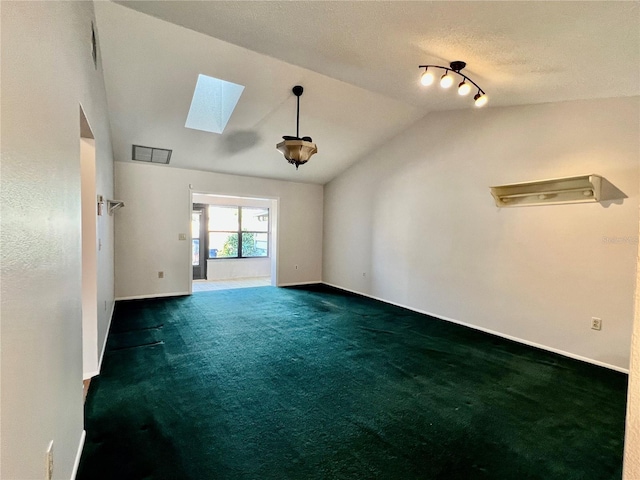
(420, 70), (434, 86)
(474, 92), (488, 107)
(457, 81), (471, 96)
(276, 139), (318, 169)
(440, 72), (453, 88)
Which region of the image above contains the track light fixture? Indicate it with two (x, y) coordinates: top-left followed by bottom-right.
(419, 61), (488, 107)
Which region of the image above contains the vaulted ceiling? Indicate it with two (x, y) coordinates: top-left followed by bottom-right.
(95, 1), (640, 185)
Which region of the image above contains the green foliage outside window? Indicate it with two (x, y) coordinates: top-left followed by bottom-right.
(221, 232), (261, 257)
(220, 234), (238, 257)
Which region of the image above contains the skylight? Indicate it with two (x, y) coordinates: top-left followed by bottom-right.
(185, 74), (244, 134)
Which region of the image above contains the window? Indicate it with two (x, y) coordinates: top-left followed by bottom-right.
(207, 206), (269, 258)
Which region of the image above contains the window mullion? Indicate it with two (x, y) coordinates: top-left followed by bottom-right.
(237, 207), (242, 258)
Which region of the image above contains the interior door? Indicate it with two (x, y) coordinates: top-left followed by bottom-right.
(192, 204), (207, 280)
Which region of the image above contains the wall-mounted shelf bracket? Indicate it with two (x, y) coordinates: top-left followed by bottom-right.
(490, 174), (626, 207)
(107, 199), (125, 215)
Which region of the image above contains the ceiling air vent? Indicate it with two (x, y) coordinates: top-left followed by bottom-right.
(132, 145), (172, 164)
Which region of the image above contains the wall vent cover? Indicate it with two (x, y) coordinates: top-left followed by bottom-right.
(132, 145), (172, 164)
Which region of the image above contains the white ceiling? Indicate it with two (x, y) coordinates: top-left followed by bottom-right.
(96, 1), (639, 185)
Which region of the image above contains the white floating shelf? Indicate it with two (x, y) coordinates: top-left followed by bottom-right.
(490, 174), (625, 207)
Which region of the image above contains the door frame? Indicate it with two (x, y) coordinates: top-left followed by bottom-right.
(80, 105), (98, 379)
(188, 190), (279, 293)
(192, 203), (207, 280)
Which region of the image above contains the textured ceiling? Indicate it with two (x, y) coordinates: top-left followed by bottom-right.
(97, 1), (640, 185)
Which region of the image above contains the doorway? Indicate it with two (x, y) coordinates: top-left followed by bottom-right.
(192, 203), (207, 280)
(80, 105), (98, 378)
(190, 193), (278, 291)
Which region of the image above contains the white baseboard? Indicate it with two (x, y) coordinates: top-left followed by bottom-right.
(83, 300), (115, 380)
(97, 300), (116, 373)
(322, 282), (629, 374)
(115, 291), (190, 301)
(70, 430), (86, 480)
(277, 281), (322, 287)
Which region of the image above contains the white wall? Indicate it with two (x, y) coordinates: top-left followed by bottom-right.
(96, 152), (116, 371)
(324, 96), (639, 371)
(623, 197), (640, 478)
(1, 2), (115, 479)
(114, 162), (323, 298)
(207, 258), (271, 280)
(625, 288), (640, 479)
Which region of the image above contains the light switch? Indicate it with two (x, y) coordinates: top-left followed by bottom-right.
(178, 233), (187, 241)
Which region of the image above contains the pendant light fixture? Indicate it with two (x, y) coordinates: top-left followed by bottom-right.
(419, 61), (488, 107)
(276, 85), (318, 169)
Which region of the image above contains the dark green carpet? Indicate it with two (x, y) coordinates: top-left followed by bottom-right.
(78, 285), (627, 479)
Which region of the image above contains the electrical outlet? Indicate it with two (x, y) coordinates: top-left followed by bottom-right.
(591, 317), (602, 331)
(362, 272), (366, 277)
(45, 441), (53, 480)
(158, 271), (164, 279)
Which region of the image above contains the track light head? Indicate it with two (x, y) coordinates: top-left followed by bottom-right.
(440, 71), (453, 88)
(420, 68), (434, 86)
(458, 81), (471, 96)
(474, 92), (488, 107)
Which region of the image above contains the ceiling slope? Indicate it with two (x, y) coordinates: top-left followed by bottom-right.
(95, 2), (425, 184)
(115, 1), (640, 107)
(98, 1), (640, 184)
